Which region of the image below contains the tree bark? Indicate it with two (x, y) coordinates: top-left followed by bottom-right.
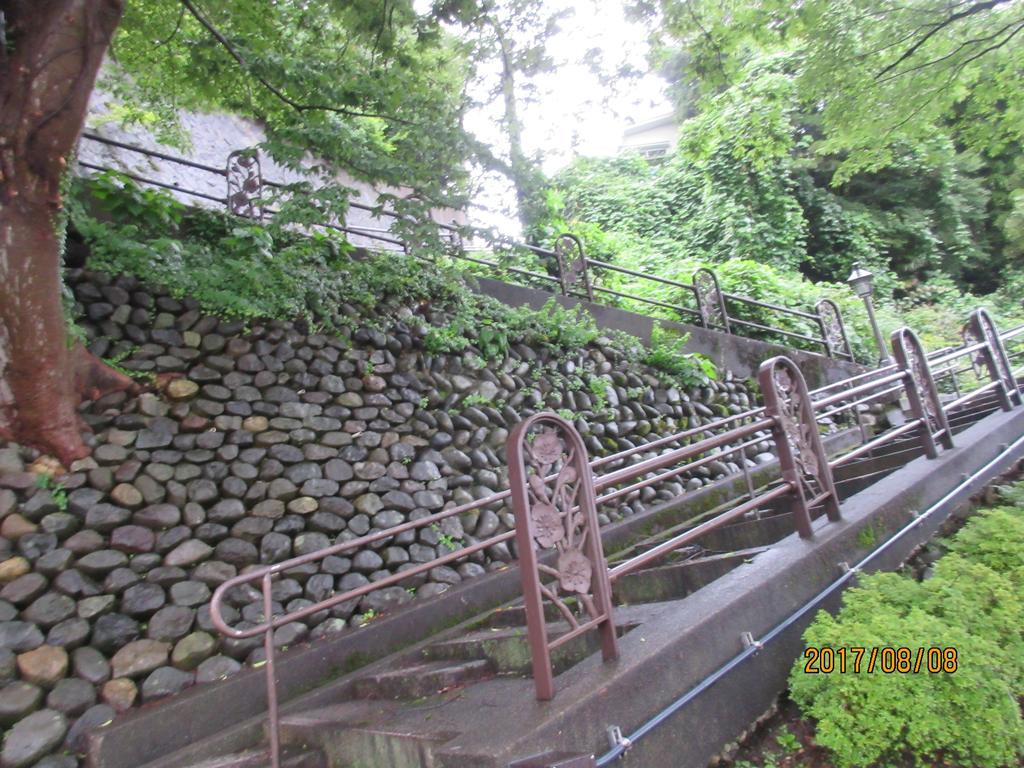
(0, 0), (134, 466)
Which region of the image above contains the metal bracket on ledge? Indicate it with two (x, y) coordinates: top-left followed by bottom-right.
(606, 725), (632, 751)
(740, 631), (763, 651)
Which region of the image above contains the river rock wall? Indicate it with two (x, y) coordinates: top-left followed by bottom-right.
(0, 268), (762, 768)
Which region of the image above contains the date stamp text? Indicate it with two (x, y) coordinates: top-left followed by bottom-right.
(803, 646), (958, 674)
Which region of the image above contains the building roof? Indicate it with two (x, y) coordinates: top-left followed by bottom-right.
(622, 112), (677, 137)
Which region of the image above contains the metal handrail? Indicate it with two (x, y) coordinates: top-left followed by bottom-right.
(204, 308), (1018, 766)
(76, 131), (855, 361)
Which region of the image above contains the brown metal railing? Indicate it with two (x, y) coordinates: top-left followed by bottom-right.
(76, 132), (853, 361)
(204, 308), (1019, 766)
(505, 309), (1021, 700)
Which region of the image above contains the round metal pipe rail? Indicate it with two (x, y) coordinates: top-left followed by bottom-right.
(589, 285), (703, 320)
(595, 434), (770, 509)
(77, 161), (228, 205)
(723, 292), (820, 321)
(726, 316), (827, 347)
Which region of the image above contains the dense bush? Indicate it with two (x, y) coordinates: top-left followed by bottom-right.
(789, 502), (1024, 767)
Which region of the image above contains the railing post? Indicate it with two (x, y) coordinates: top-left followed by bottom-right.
(758, 357), (840, 538)
(962, 324), (986, 380)
(554, 233), (594, 301)
(226, 150), (265, 220)
(891, 327), (953, 457)
(969, 308), (1021, 409)
(815, 299), (853, 361)
(261, 573), (281, 768)
(693, 268), (730, 334)
(507, 413), (617, 701)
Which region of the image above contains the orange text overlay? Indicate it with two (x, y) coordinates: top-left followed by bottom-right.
(802, 646), (958, 674)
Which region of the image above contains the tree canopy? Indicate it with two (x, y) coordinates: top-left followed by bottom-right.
(640, 0), (1024, 179)
(104, 0), (475, 207)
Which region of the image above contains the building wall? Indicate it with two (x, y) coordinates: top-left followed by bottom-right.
(619, 115), (679, 160)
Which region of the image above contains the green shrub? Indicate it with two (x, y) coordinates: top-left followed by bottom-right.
(944, 505), (1024, 578)
(792, 600), (1022, 768)
(790, 503), (1024, 767)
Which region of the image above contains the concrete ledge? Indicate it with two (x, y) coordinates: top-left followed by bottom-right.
(470, 277), (864, 386)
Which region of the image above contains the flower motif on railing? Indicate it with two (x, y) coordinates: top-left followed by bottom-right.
(902, 333), (941, 433)
(555, 234), (592, 301)
(514, 420), (610, 630)
(772, 365), (821, 487)
(508, 414), (620, 699)
(816, 299), (850, 359)
(693, 268), (727, 330)
(970, 309), (1019, 403)
(962, 324), (985, 378)
(226, 150), (264, 220)
(758, 356), (841, 536)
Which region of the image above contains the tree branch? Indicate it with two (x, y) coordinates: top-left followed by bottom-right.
(177, 0), (413, 125)
(876, 15), (1024, 83)
(875, 0), (1013, 79)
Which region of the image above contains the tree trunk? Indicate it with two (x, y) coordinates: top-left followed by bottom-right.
(0, 0), (134, 466)
(487, 16), (544, 237)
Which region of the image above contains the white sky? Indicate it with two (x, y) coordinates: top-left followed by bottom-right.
(436, 1), (673, 235)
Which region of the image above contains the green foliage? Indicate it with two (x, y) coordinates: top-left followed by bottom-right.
(944, 505), (1024, 583)
(35, 474), (68, 514)
(70, 172), (465, 328)
(789, 503), (1024, 768)
(642, 325), (716, 389)
(430, 523), (460, 553)
(106, 0), (474, 213)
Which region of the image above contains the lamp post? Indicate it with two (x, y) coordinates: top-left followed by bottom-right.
(847, 262), (892, 365)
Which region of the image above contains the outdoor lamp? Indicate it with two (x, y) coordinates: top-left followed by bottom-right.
(846, 262), (892, 364)
(847, 262), (874, 299)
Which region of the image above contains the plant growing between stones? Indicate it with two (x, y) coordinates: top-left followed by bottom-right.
(34, 473), (68, 514)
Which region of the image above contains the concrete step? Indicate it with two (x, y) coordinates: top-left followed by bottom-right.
(183, 746), (325, 768)
(278, 701), (457, 768)
(613, 547), (768, 606)
(352, 659), (495, 700)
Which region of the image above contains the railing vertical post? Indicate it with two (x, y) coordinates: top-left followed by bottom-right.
(815, 299), (854, 361)
(693, 268), (730, 334)
(262, 573), (281, 768)
(969, 308), (1021, 409)
(758, 357), (840, 538)
(507, 413), (617, 702)
(891, 327), (953, 457)
(226, 150), (264, 220)
(554, 233), (594, 302)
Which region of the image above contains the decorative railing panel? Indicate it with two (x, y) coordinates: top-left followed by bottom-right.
(816, 298), (853, 360)
(891, 327), (954, 458)
(693, 267), (730, 333)
(226, 150), (264, 220)
(969, 308), (1021, 408)
(758, 356), (840, 536)
(555, 233), (594, 302)
(507, 413), (618, 701)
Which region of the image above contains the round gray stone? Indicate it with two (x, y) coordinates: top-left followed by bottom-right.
(0, 709), (67, 767)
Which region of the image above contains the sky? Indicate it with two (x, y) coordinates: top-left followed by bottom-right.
(444, 0), (674, 235)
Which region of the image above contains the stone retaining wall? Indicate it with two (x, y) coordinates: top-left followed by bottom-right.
(0, 268), (764, 768)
